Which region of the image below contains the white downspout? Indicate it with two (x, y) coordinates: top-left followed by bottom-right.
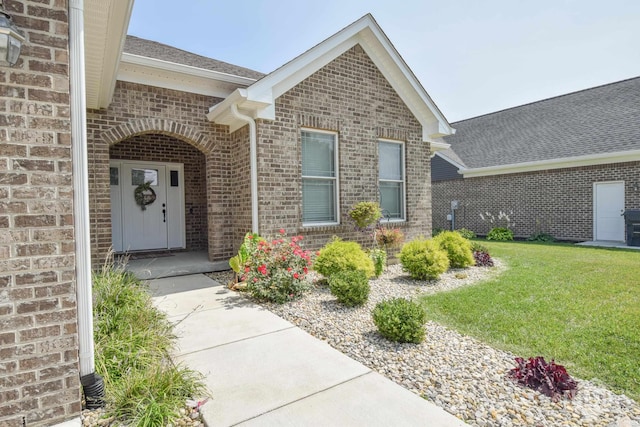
(230, 104), (259, 234)
(69, 0), (102, 405)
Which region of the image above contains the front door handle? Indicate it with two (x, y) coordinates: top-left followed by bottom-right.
(162, 203), (166, 223)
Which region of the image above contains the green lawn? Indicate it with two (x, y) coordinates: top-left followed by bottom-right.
(419, 241), (640, 401)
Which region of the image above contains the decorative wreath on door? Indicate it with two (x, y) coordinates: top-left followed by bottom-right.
(134, 182), (156, 211)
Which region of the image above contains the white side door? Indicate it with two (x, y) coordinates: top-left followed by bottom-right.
(594, 181), (625, 242)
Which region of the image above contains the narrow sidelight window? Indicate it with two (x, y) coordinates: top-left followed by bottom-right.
(302, 130), (339, 225)
(378, 140), (405, 221)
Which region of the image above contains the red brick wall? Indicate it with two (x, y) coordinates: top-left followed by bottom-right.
(0, 0), (82, 425)
(109, 134), (208, 251)
(432, 161), (640, 240)
(257, 45), (432, 249)
(86, 81), (232, 264)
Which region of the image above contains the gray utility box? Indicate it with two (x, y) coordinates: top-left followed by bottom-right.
(622, 209), (640, 246)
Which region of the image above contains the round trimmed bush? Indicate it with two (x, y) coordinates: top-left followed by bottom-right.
(328, 270), (370, 307)
(314, 238), (375, 278)
(434, 231), (475, 268)
(372, 298), (427, 343)
(399, 238), (449, 280)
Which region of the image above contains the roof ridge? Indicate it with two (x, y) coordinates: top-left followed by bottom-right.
(453, 75), (640, 124)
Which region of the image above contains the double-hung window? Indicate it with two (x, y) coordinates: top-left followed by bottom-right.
(378, 140), (405, 221)
(301, 130), (339, 225)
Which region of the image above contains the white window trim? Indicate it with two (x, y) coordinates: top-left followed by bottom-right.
(378, 138), (406, 222)
(302, 128), (340, 227)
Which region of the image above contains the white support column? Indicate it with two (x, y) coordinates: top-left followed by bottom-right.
(69, 0), (95, 377)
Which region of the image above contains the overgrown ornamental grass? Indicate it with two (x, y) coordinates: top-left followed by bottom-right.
(93, 264), (206, 426)
(419, 241), (640, 401)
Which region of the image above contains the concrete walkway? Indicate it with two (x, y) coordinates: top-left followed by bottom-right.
(150, 274), (467, 427)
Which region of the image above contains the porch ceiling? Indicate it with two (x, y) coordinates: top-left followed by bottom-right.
(84, 0), (135, 109)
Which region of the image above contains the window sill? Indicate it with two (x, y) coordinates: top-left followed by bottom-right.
(299, 224), (346, 233)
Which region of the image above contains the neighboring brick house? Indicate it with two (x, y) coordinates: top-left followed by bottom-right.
(431, 77), (640, 242)
(1, 2), (452, 424)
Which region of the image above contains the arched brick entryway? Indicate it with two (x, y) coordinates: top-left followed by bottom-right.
(89, 119), (233, 266)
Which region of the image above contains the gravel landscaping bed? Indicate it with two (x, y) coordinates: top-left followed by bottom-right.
(262, 261), (640, 427)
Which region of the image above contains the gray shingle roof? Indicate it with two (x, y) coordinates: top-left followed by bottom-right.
(123, 35), (266, 80)
(442, 77), (640, 169)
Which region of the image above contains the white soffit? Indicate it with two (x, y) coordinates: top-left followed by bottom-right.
(462, 149), (640, 178)
(208, 14), (454, 139)
(84, 0), (134, 109)
(117, 53), (257, 99)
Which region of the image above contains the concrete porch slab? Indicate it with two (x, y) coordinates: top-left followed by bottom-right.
(123, 251), (228, 280)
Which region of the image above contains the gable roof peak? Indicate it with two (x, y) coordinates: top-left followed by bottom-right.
(207, 13), (453, 141)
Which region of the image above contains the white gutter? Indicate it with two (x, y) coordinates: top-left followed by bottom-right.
(69, 0), (94, 379)
(462, 149), (640, 178)
(230, 104), (259, 233)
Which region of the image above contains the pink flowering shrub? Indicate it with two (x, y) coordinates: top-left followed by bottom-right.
(243, 229), (314, 303)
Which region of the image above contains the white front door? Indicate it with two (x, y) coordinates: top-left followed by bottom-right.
(594, 181), (625, 241)
(110, 161), (186, 252)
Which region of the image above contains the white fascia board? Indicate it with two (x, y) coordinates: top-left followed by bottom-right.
(121, 53), (258, 86)
(462, 149), (640, 178)
(118, 61), (244, 99)
(430, 141), (451, 155)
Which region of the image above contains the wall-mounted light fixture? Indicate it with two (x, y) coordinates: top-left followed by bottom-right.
(0, 8), (25, 67)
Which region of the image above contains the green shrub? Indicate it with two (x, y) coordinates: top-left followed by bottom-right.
(527, 232), (555, 242)
(399, 238), (450, 280)
(487, 227), (514, 241)
(328, 270), (370, 307)
(369, 248), (387, 277)
(372, 298), (427, 343)
(434, 231), (475, 268)
(456, 228), (476, 239)
(314, 237), (375, 278)
(470, 241), (490, 253)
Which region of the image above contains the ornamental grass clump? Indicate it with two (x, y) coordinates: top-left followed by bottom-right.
(328, 270), (370, 307)
(243, 229), (314, 303)
(399, 238), (449, 280)
(93, 261), (206, 425)
(434, 230), (475, 268)
(372, 298), (427, 343)
(314, 237), (375, 278)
